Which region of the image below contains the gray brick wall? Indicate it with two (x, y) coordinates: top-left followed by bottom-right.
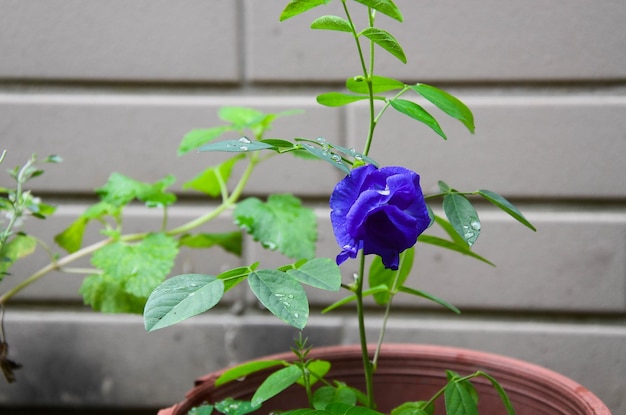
(1, 1), (625, 413)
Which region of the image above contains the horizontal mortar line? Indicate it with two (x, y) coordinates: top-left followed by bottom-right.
(0, 93), (625, 106)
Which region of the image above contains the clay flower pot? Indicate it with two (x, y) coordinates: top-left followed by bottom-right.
(159, 344), (610, 415)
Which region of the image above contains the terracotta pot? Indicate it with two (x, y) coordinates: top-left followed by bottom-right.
(159, 344), (611, 415)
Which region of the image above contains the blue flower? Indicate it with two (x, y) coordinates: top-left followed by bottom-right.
(330, 165), (430, 270)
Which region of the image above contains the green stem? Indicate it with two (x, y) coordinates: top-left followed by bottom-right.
(0, 152), (261, 306)
(355, 252), (375, 408)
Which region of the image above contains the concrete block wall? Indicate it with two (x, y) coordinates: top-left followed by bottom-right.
(0, 1), (624, 413)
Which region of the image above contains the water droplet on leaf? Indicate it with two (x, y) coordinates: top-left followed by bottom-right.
(238, 137), (252, 144)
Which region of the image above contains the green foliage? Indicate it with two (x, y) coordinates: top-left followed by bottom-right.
(360, 27), (406, 63)
(214, 398), (259, 415)
(143, 273), (224, 331)
(81, 233), (178, 313)
(96, 173), (176, 208)
(183, 155), (245, 197)
(251, 364), (303, 406)
(235, 194), (317, 260)
(178, 231), (242, 256)
(0, 153), (59, 280)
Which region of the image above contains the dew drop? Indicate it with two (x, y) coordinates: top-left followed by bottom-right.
(294, 313), (299, 319)
(262, 240), (277, 250)
(316, 137), (327, 144)
(330, 154), (341, 162)
(239, 146), (248, 151)
(470, 219), (481, 231)
(238, 137), (252, 144)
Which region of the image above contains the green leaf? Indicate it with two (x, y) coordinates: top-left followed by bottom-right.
(297, 141), (351, 174)
(346, 75), (405, 94)
(143, 273), (224, 331)
(96, 173), (177, 208)
(354, 0), (403, 22)
(90, 233), (179, 298)
(280, 0), (331, 21)
(299, 359), (331, 386)
(316, 92), (373, 107)
(187, 404), (214, 415)
(54, 217), (88, 253)
(391, 401), (434, 415)
(360, 27), (406, 63)
(477, 189), (536, 231)
(475, 372), (517, 415)
(313, 385), (357, 409)
(411, 84), (475, 133)
(178, 125), (231, 155)
(398, 285), (460, 314)
(80, 274), (146, 314)
(198, 138), (275, 153)
(217, 264), (257, 291)
(248, 269), (309, 329)
(182, 155), (245, 197)
(235, 194), (317, 260)
(0, 235), (37, 279)
(328, 143), (379, 167)
(442, 194), (481, 247)
(418, 234), (494, 266)
(216, 360), (285, 386)
(178, 231), (242, 256)
(287, 257), (341, 291)
(445, 380), (479, 415)
(389, 99), (446, 139)
(311, 15), (352, 32)
(215, 398), (260, 415)
(369, 247), (414, 305)
(251, 365), (303, 406)
(322, 285), (389, 313)
(218, 107), (265, 128)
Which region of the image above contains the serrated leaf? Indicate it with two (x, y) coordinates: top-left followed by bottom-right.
(346, 75), (404, 94)
(442, 194), (481, 247)
(0, 235), (37, 279)
(354, 0), (403, 22)
(251, 365), (303, 407)
(80, 274), (146, 314)
(178, 125), (231, 155)
(178, 231), (242, 256)
(445, 381), (479, 415)
(198, 138), (275, 153)
(182, 154), (245, 197)
(96, 173), (176, 208)
(411, 84), (475, 133)
(316, 92), (372, 107)
(235, 194), (317, 260)
(90, 233), (179, 298)
(389, 99), (446, 139)
(143, 274), (224, 331)
(280, 0), (330, 21)
(311, 15), (352, 32)
(216, 360), (285, 386)
(360, 27), (406, 63)
(248, 269), (309, 329)
(287, 258), (341, 291)
(398, 285), (460, 314)
(478, 189), (536, 231)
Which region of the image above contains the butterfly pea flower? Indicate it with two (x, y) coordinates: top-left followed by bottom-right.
(330, 164), (430, 270)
